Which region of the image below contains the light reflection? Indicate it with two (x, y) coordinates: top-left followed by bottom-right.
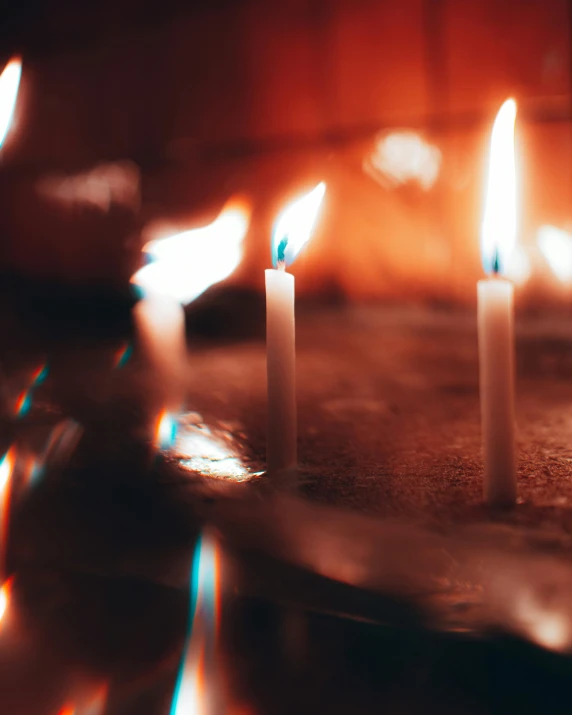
(515, 591), (571, 651)
(365, 131), (441, 190)
(133, 200), (250, 305)
(0, 56), (22, 149)
(176, 423), (254, 482)
(14, 389), (32, 417)
(156, 409), (177, 451)
(171, 533), (221, 715)
(537, 225), (572, 283)
(272, 182), (326, 267)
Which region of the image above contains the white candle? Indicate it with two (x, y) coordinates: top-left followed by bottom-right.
(478, 98), (518, 507)
(266, 182), (326, 475)
(266, 266), (296, 474)
(133, 291), (186, 411)
(478, 279), (516, 505)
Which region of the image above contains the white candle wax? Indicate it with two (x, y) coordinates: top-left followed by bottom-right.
(265, 267), (296, 474)
(477, 278), (516, 507)
(133, 291), (186, 411)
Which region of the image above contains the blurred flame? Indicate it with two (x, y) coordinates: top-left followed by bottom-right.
(156, 409), (177, 451)
(0, 448), (15, 562)
(504, 245), (532, 285)
(0, 579), (11, 623)
(133, 200), (250, 305)
(31, 362), (49, 385)
(171, 533), (221, 715)
(538, 225), (572, 283)
(272, 182), (326, 267)
(0, 56), (22, 149)
(364, 131), (441, 190)
(481, 99), (517, 275)
(14, 389), (32, 417)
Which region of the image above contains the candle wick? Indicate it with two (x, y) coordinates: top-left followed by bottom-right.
(277, 260), (286, 271)
(491, 248), (500, 276)
(276, 236), (288, 268)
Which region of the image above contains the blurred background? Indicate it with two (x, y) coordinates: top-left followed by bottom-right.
(0, 0), (571, 307)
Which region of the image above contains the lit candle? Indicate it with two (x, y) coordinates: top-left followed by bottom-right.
(266, 183), (326, 475)
(0, 56), (22, 151)
(132, 202), (250, 414)
(478, 99), (518, 507)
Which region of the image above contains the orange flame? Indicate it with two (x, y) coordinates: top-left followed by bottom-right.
(133, 198), (250, 305)
(0, 56), (21, 149)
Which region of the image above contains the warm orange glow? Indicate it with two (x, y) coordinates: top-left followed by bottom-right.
(0, 56), (21, 149)
(133, 199), (250, 304)
(481, 99), (517, 275)
(365, 131), (441, 190)
(0, 448), (15, 495)
(272, 182), (326, 267)
(57, 707), (76, 715)
(515, 591), (571, 651)
(155, 409), (177, 450)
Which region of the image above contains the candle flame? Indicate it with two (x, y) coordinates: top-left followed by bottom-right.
(272, 182), (326, 267)
(133, 200), (250, 305)
(171, 533), (221, 715)
(481, 99), (517, 275)
(0, 56), (21, 149)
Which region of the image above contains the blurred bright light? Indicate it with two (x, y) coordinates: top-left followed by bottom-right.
(0, 57), (21, 149)
(481, 99), (517, 275)
(538, 225), (572, 283)
(505, 245), (532, 285)
(133, 201), (250, 305)
(365, 131), (441, 190)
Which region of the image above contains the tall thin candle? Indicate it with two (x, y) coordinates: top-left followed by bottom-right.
(478, 99), (518, 507)
(266, 182), (326, 475)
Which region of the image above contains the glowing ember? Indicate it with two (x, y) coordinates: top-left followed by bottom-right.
(365, 131), (441, 190)
(481, 99), (517, 275)
(0, 56), (21, 149)
(133, 200), (250, 304)
(171, 533), (221, 715)
(156, 409), (177, 451)
(272, 182), (326, 267)
(538, 225), (572, 283)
